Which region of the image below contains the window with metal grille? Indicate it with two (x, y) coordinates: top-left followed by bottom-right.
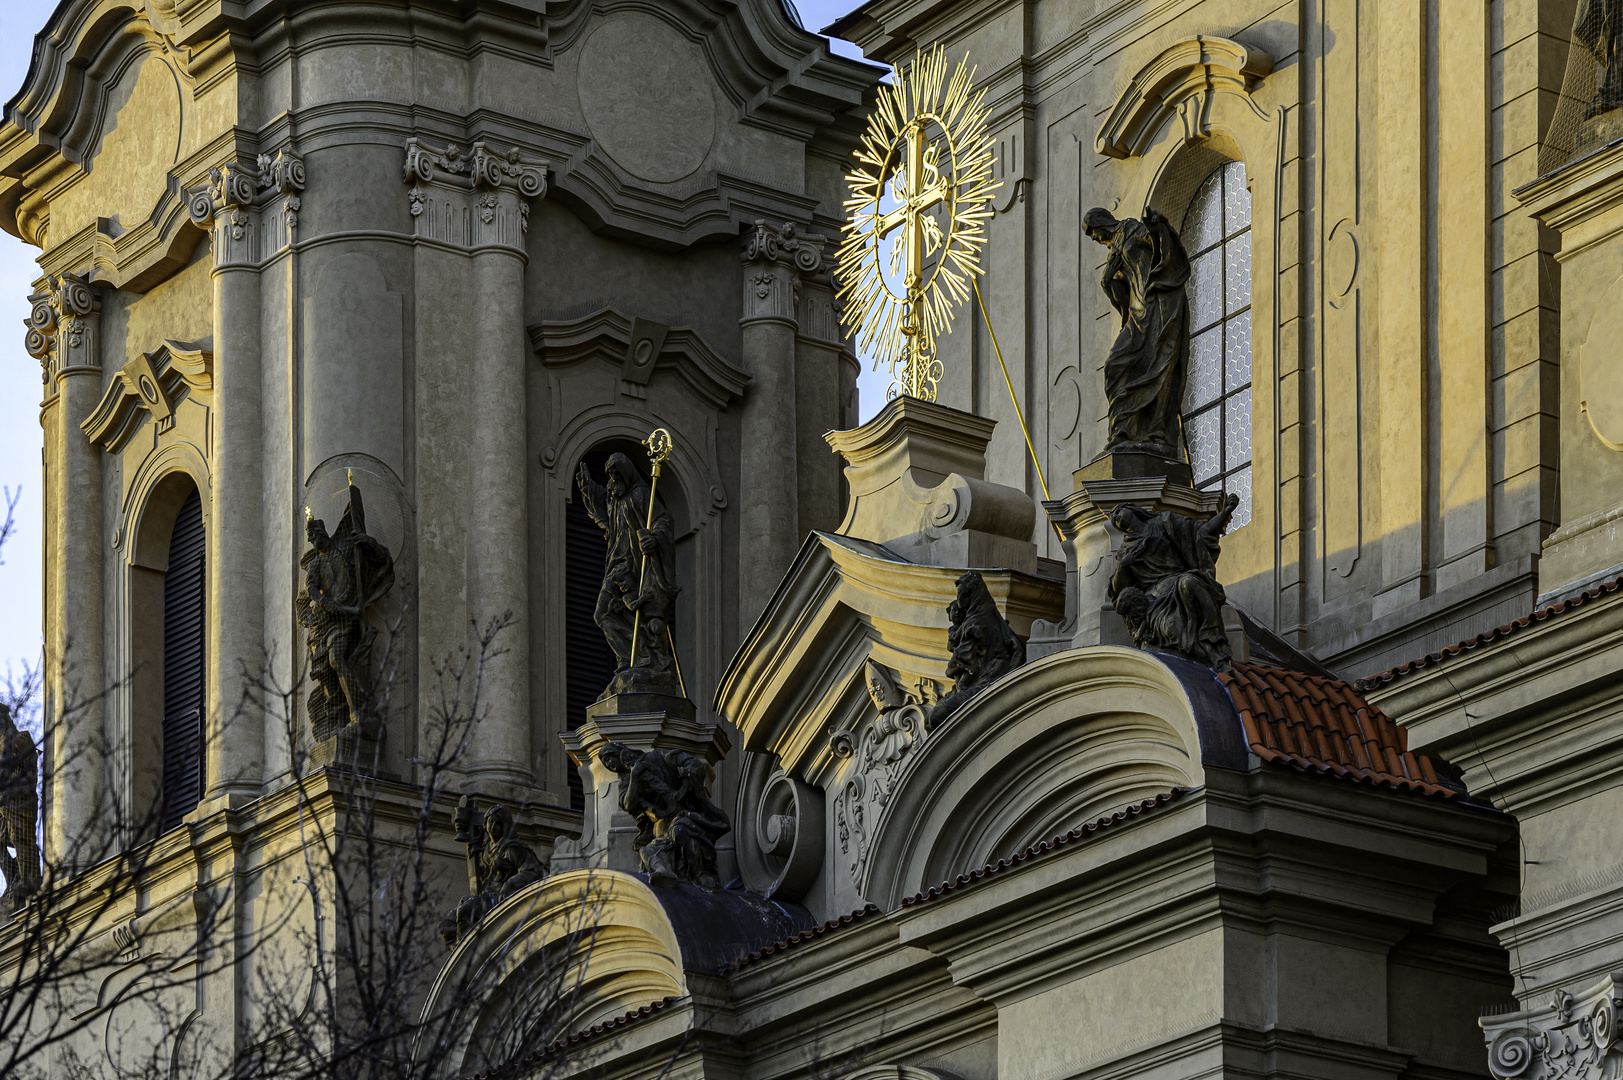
(564, 450), (619, 814)
(1180, 160), (1253, 528)
(160, 488), (206, 832)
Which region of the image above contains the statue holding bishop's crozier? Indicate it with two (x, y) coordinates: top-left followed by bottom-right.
(575, 436), (683, 699)
(298, 478), (396, 740)
(1084, 206), (1192, 461)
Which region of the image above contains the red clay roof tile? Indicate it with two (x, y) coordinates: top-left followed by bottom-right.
(1355, 575), (1623, 690)
(1220, 662), (1462, 800)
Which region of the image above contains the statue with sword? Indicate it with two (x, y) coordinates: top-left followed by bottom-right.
(574, 429), (686, 699)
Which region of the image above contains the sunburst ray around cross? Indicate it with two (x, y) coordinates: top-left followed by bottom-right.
(836, 45), (999, 402)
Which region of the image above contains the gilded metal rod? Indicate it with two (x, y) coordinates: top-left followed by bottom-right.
(627, 461), (662, 668)
(974, 278), (1065, 543)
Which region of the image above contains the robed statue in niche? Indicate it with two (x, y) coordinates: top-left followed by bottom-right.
(1084, 206), (1192, 461)
(297, 481), (396, 739)
(575, 453), (682, 698)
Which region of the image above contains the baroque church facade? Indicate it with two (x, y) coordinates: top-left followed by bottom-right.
(3, 0), (1622, 1079)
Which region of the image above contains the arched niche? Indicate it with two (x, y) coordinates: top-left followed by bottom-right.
(413, 870), (687, 1080)
(1097, 34), (1287, 607)
(124, 463), (207, 840)
(859, 648), (1239, 909)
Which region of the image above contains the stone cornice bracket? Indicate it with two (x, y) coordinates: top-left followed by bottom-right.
(24, 273), (100, 383)
(1095, 35), (1273, 160)
(1482, 973), (1623, 1079)
(741, 220), (828, 323)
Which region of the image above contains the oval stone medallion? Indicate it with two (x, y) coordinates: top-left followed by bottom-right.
(577, 13), (716, 184)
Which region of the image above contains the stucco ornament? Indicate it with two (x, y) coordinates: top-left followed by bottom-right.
(0, 703), (40, 914)
(438, 796), (546, 949)
(1482, 975), (1623, 1080)
(925, 571), (1024, 727)
(833, 660), (932, 882)
(575, 452), (681, 698)
(598, 742), (729, 889)
(1084, 206), (1192, 459)
(296, 479), (396, 739)
(1108, 496), (1238, 669)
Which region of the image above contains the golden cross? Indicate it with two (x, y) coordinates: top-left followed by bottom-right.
(876, 126), (948, 296)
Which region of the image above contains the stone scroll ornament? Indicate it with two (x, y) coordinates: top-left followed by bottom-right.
(0, 703), (40, 915)
(925, 571), (1024, 728)
(438, 796), (546, 949)
(296, 475), (396, 741)
(598, 742), (730, 890)
(1084, 206), (1192, 459)
(574, 430), (684, 699)
(1108, 494), (1239, 670)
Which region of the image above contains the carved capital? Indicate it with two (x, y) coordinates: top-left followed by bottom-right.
(471, 141), (548, 199)
(741, 220), (828, 324)
(23, 273), (101, 378)
(188, 147), (306, 258)
(742, 218), (827, 274)
(404, 138), (548, 249)
(1482, 973), (1623, 1080)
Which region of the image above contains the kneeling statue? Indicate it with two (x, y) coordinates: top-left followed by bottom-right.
(599, 742), (729, 890)
(1108, 494), (1239, 670)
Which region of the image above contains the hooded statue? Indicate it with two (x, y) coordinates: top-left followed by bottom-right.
(575, 453), (681, 698)
(1084, 205), (1192, 460)
(0, 703), (39, 914)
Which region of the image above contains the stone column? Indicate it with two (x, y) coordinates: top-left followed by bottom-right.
(463, 143), (547, 792)
(738, 222), (821, 622)
(188, 162), (266, 805)
(27, 275), (105, 869)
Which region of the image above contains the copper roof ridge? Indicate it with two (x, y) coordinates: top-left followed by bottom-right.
(1354, 575), (1623, 691)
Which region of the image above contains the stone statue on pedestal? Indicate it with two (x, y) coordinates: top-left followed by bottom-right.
(0, 704), (39, 914)
(1108, 493), (1239, 670)
(926, 571), (1024, 728)
(1084, 206), (1192, 461)
(598, 742), (728, 889)
(297, 482), (396, 740)
(439, 796), (546, 949)
(575, 454), (682, 698)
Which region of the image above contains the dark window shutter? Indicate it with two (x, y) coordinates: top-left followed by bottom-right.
(161, 489), (206, 832)
(565, 485), (616, 813)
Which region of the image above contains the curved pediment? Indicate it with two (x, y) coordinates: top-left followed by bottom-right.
(860, 648), (1246, 909)
(1095, 36), (1273, 160)
(414, 871), (687, 1080)
(529, 307), (750, 408)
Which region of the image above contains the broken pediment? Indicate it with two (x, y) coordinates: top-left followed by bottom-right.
(82, 340), (212, 453)
(1095, 35), (1273, 160)
(529, 307), (749, 408)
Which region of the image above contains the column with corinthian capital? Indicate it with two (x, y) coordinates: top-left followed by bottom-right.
(738, 221), (824, 623)
(409, 141), (548, 792)
(26, 274), (106, 869)
(187, 161), (267, 805)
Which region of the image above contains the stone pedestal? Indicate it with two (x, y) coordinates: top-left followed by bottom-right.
(550, 695), (730, 875)
(1518, 142), (1623, 603)
(1027, 472), (1247, 661)
(306, 723), (395, 779)
(825, 396), (1038, 572)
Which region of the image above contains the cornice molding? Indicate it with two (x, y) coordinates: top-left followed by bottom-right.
(1094, 35), (1273, 160)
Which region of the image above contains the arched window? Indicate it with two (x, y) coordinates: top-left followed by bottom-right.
(160, 488), (206, 831)
(1180, 160), (1252, 528)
